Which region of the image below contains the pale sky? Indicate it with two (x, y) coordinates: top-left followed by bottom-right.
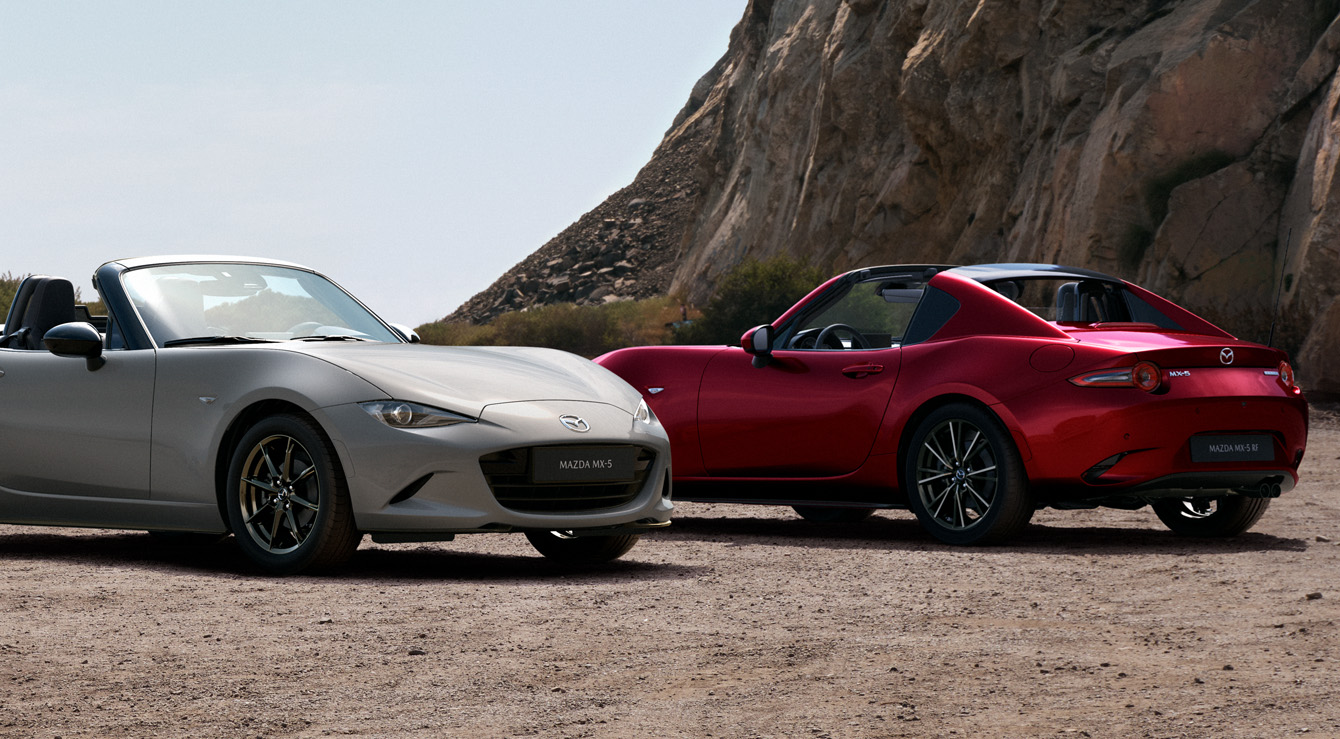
(0, 2), (743, 325)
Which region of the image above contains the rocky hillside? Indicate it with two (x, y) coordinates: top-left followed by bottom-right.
(449, 0), (1340, 392)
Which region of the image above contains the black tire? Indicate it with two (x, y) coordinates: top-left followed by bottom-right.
(791, 506), (875, 523)
(904, 403), (1033, 545)
(1151, 496), (1271, 537)
(225, 414), (361, 575)
(525, 531), (639, 564)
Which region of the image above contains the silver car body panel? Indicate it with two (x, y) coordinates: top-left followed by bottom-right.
(0, 256), (672, 538)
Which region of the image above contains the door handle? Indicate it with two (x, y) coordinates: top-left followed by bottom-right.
(841, 363), (883, 379)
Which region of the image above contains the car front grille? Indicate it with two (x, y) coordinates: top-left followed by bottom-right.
(479, 445), (656, 514)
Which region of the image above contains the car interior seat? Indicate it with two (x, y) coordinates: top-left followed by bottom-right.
(1076, 281), (1132, 323)
(1054, 282), (1079, 322)
(0, 274), (44, 348)
(0, 276), (77, 350)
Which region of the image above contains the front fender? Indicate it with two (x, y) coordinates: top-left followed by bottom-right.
(150, 347), (388, 506)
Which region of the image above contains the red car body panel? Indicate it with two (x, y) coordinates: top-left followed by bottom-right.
(697, 347), (902, 477)
(595, 264), (1307, 512)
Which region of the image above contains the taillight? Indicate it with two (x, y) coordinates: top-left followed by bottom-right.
(1278, 361), (1300, 395)
(1070, 361), (1161, 392)
(1132, 361), (1160, 392)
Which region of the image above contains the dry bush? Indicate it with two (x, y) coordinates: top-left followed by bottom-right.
(415, 297), (681, 358)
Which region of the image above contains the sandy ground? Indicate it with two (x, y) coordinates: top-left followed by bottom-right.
(1, 418), (1338, 739)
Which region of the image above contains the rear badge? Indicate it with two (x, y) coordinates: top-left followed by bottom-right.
(559, 414), (590, 433)
(1169, 370), (1190, 378)
(1220, 348), (1234, 365)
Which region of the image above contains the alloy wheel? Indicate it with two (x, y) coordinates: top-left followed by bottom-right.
(236, 433), (322, 554)
(914, 418), (999, 531)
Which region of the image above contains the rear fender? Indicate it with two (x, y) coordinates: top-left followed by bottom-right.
(887, 389), (1036, 498)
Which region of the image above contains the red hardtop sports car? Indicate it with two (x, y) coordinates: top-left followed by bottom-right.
(596, 263), (1308, 545)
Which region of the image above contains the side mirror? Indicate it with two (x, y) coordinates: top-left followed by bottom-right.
(741, 324), (774, 368)
(390, 323), (422, 344)
(45, 321), (106, 371)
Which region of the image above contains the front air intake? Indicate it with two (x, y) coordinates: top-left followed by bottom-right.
(479, 445), (656, 513)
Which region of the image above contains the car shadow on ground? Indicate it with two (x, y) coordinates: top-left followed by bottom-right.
(662, 512), (1310, 555)
(337, 544), (709, 583)
(0, 529), (709, 582)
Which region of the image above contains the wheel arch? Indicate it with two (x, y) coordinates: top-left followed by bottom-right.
(214, 399), (337, 529)
(894, 394), (1029, 499)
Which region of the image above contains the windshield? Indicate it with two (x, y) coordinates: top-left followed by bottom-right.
(122, 263), (401, 347)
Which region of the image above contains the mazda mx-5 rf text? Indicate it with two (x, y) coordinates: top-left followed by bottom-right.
(596, 263), (1306, 545)
(0, 256), (672, 574)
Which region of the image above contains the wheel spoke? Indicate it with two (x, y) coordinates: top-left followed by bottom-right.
(927, 485), (948, 520)
(928, 484), (953, 520)
(290, 493), (319, 512)
(965, 465), (997, 479)
(284, 509), (304, 544)
(924, 436), (953, 469)
(282, 438), (296, 484)
(290, 465), (316, 487)
(243, 476), (281, 494)
(918, 469), (954, 485)
(267, 506), (284, 548)
(1183, 499), (1216, 518)
(963, 482), (992, 512)
(961, 430), (983, 463)
(244, 500), (275, 526)
(947, 422), (961, 465)
(260, 444), (281, 481)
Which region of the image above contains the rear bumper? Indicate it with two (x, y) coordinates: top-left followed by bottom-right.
(1121, 470), (1294, 498)
(1008, 371), (1307, 501)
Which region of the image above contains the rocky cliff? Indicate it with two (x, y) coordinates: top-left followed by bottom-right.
(449, 0), (1340, 391)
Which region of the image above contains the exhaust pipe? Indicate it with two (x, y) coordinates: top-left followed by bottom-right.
(1238, 480), (1283, 498)
(1254, 482), (1282, 499)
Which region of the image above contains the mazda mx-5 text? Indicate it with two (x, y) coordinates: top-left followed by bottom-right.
(0, 256), (672, 574)
(596, 263), (1306, 545)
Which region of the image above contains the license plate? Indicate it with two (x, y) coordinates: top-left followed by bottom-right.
(1189, 435), (1275, 463)
(532, 446), (637, 483)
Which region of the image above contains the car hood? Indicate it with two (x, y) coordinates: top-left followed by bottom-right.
(286, 343), (643, 418)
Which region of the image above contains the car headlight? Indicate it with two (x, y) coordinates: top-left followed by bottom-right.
(360, 401), (474, 428)
(634, 398), (658, 426)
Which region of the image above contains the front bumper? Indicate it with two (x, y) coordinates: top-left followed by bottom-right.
(313, 399), (673, 533)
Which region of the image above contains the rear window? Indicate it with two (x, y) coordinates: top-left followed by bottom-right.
(983, 278), (1181, 330)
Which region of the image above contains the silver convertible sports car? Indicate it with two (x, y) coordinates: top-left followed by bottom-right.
(0, 256), (672, 574)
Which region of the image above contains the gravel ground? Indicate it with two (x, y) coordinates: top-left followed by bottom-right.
(1, 420), (1337, 738)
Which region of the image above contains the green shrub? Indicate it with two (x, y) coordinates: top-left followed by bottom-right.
(0, 272), (20, 321)
(416, 297), (681, 358)
(417, 257), (826, 355)
(673, 256), (825, 345)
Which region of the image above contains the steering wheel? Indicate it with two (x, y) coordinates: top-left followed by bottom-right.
(286, 321), (324, 337)
(787, 327), (820, 349)
(815, 323), (869, 350)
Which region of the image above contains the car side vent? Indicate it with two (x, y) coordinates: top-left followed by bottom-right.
(479, 446), (655, 514)
(389, 474), (433, 505)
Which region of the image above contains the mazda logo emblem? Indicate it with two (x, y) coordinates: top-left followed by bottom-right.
(1220, 348), (1234, 365)
(559, 415), (590, 432)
